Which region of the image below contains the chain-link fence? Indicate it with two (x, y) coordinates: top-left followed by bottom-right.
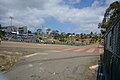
(103, 15), (120, 80)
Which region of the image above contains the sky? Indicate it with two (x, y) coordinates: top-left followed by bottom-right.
(0, 0), (120, 34)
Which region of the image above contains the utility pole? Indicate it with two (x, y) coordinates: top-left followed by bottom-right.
(9, 16), (13, 26)
(42, 25), (44, 32)
(41, 25), (44, 38)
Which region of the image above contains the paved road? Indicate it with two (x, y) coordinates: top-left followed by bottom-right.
(0, 41), (101, 80)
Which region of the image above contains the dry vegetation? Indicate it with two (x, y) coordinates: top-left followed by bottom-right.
(0, 51), (22, 72)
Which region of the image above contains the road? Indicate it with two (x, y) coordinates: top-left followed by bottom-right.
(0, 41), (102, 80)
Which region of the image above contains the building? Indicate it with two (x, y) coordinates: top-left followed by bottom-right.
(18, 26), (27, 34)
(1, 26), (17, 39)
(1, 26), (17, 33)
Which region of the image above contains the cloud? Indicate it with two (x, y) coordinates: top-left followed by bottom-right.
(64, 0), (81, 5)
(0, 0), (119, 33)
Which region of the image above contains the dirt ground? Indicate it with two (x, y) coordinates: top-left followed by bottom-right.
(0, 41), (102, 80)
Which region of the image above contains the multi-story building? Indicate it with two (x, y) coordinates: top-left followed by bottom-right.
(18, 26), (27, 34)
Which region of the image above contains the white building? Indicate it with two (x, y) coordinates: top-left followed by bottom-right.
(18, 26), (27, 34)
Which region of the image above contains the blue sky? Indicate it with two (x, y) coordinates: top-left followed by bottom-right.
(44, 17), (77, 33)
(64, 0), (95, 8)
(44, 0), (106, 33)
(0, 0), (119, 33)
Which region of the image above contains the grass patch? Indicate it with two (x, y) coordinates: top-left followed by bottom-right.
(47, 42), (88, 46)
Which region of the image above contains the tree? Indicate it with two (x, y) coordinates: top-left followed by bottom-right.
(0, 24), (5, 37)
(61, 32), (66, 36)
(28, 30), (32, 34)
(55, 30), (59, 34)
(46, 28), (51, 34)
(0, 24), (1, 29)
(50, 30), (60, 40)
(80, 33), (83, 39)
(76, 34), (79, 37)
(51, 30), (59, 36)
(72, 33), (75, 35)
(90, 32), (93, 35)
(37, 29), (42, 34)
(66, 33), (71, 36)
(59, 32), (66, 42)
(98, 1), (120, 31)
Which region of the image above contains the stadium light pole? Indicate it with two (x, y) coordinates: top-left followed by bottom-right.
(9, 16), (13, 26)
